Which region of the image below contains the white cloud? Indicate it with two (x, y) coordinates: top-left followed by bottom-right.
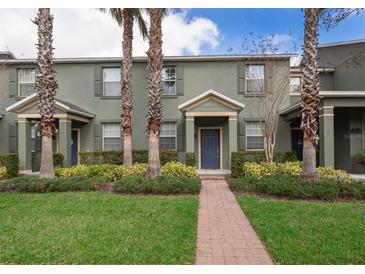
(0, 8), (220, 58)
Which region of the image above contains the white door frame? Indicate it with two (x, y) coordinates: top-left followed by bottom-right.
(198, 126), (223, 170)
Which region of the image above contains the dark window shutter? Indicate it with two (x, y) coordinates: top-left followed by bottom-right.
(94, 66), (103, 97)
(35, 137), (42, 152)
(265, 62), (273, 93)
(9, 68), (18, 98)
(177, 121), (185, 151)
(9, 123), (18, 153)
(238, 136), (246, 150)
(176, 65), (184, 96)
(238, 121), (246, 150)
(238, 63), (245, 94)
(94, 123), (102, 150)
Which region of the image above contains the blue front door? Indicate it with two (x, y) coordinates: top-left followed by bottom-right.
(201, 129), (220, 169)
(291, 129), (303, 161)
(71, 130), (78, 166)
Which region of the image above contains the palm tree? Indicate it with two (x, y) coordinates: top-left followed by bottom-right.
(99, 9), (147, 168)
(33, 8), (58, 178)
(145, 8), (164, 178)
(300, 8), (323, 181)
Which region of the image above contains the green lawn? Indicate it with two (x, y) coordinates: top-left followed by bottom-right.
(0, 192), (198, 264)
(238, 195), (365, 264)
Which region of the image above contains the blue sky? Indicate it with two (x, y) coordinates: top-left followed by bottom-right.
(188, 8), (365, 54)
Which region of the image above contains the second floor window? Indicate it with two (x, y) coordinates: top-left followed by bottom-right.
(290, 77), (301, 93)
(246, 65), (265, 94)
(160, 122), (177, 150)
(246, 121), (264, 150)
(18, 69), (35, 97)
(102, 123), (121, 151)
(103, 68), (121, 97)
(162, 66), (176, 95)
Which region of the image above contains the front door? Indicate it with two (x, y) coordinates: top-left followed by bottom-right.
(71, 130), (79, 166)
(201, 129), (220, 169)
(291, 129), (303, 161)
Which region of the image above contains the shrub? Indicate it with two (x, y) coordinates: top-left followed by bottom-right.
(229, 175), (364, 201)
(354, 152), (365, 165)
(55, 164), (117, 178)
(161, 161), (197, 178)
(0, 153), (19, 178)
(185, 152), (196, 167)
(0, 166), (8, 180)
(113, 176), (201, 195)
(231, 152), (245, 178)
(53, 153), (64, 167)
(282, 151), (298, 162)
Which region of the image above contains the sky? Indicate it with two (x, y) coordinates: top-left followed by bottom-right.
(0, 8), (365, 58)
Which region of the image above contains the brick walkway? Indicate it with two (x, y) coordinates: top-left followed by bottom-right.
(195, 177), (273, 265)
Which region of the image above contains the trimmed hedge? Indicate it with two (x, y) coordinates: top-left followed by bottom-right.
(53, 153), (64, 167)
(282, 151), (298, 162)
(113, 176), (201, 195)
(0, 176), (104, 193)
(0, 166), (7, 180)
(185, 152), (196, 167)
(79, 150), (177, 165)
(231, 151), (266, 178)
(0, 153), (19, 178)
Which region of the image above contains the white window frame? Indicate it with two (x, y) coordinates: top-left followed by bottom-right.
(245, 64), (265, 95)
(289, 77), (301, 95)
(18, 68), (35, 97)
(102, 67), (121, 97)
(245, 121), (265, 151)
(102, 123), (121, 151)
(161, 66), (177, 96)
(160, 122), (177, 150)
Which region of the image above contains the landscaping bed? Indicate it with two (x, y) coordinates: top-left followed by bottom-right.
(238, 195), (365, 264)
(0, 192), (198, 264)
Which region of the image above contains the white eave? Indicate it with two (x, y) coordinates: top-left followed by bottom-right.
(319, 91), (365, 98)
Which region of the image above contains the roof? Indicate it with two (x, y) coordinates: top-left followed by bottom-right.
(178, 89), (245, 111)
(0, 51), (16, 59)
(319, 91), (365, 98)
(1, 54), (294, 65)
(319, 38), (365, 48)
(6, 93), (95, 118)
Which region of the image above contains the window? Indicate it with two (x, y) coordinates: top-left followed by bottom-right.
(246, 65), (265, 94)
(18, 69), (35, 97)
(162, 66), (176, 95)
(103, 68), (121, 96)
(102, 123), (121, 151)
(160, 122), (177, 150)
(290, 77), (301, 93)
(246, 121), (264, 150)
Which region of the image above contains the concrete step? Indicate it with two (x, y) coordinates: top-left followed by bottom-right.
(199, 175), (227, 181)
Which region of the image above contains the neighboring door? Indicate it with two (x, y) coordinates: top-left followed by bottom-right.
(291, 129), (303, 161)
(201, 129), (220, 169)
(71, 130), (79, 166)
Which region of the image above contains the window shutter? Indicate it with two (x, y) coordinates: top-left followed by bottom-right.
(94, 66), (103, 97)
(265, 62), (273, 94)
(8, 123), (18, 153)
(177, 65), (184, 96)
(238, 121), (246, 150)
(94, 123), (102, 150)
(35, 137), (42, 152)
(238, 63), (245, 94)
(177, 121), (185, 151)
(9, 68), (18, 98)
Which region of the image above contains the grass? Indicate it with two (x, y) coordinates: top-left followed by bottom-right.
(238, 195), (365, 264)
(0, 192), (198, 264)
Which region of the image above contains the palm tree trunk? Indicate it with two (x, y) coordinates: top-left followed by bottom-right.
(301, 8), (321, 180)
(121, 9), (134, 168)
(33, 8), (57, 179)
(146, 9), (163, 178)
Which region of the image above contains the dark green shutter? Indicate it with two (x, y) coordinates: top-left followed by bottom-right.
(94, 66), (103, 97)
(94, 123), (102, 150)
(35, 137), (42, 152)
(9, 68), (18, 98)
(265, 62), (273, 93)
(9, 123), (18, 153)
(177, 121), (185, 151)
(238, 63), (245, 94)
(177, 65), (184, 96)
(238, 121), (246, 150)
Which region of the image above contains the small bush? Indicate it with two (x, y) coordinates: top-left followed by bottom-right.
(0, 166), (8, 180)
(161, 161), (197, 178)
(55, 164), (116, 178)
(354, 152), (365, 165)
(113, 176), (201, 195)
(231, 152), (245, 178)
(282, 151), (298, 162)
(0, 153), (19, 178)
(53, 153), (64, 167)
(229, 175), (364, 201)
(185, 152), (196, 167)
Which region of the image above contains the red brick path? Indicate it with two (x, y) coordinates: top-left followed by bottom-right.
(195, 177), (273, 265)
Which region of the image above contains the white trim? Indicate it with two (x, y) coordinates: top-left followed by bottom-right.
(245, 64), (265, 95)
(6, 92), (37, 112)
(71, 128), (81, 165)
(319, 38), (365, 48)
(17, 68), (35, 98)
(245, 121), (265, 151)
(198, 127), (223, 170)
(319, 91), (365, 97)
(178, 89), (245, 110)
(102, 67), (122, 97)
(102, 123), (121, 151)
(160, 121), (177, 151)
(161, 66), (177, 96)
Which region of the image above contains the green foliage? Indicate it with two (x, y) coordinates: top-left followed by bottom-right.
(161, 161), (197, 178)
(0, 167), (8, 180)
(0, 153), (19, 178)
(229, 175), (365, 201)
(231, 152), (245, 178)
(113, 176), (201, 195)
(79, 150), (177, 165)
(282, 151), (298, 162)
(53, 153), (64, 167)
(185, 152), (196, 167)
(354, 152), (365, 165)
